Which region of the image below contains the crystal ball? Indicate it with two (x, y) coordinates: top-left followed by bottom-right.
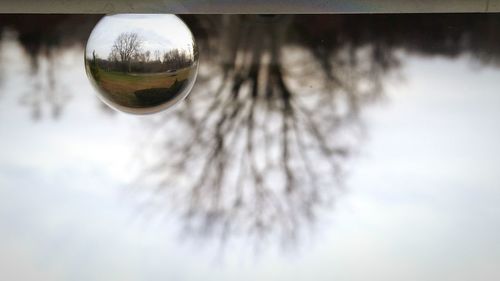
(85, 14), (199, 114)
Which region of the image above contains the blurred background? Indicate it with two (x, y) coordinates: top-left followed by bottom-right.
(1, 14), (500, 281)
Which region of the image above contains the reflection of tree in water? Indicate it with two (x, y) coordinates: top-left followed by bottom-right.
(0, 15), (102, 120)
(144, 15), (395, 246)
(3, 14), (500, 246)
(18, 48), (71, 120)
(140, 14), (500, 246)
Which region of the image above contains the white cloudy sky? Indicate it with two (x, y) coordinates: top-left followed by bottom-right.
(86, 14), (194, 59)
(1, 36), (500, 281)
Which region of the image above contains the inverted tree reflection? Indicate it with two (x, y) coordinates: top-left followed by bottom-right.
(141, 15), (394, 246)
(3, 14), (500, 247)
(0, 15), (101, 120)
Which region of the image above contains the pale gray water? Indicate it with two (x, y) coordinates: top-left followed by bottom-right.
(1, 35), (500, 281)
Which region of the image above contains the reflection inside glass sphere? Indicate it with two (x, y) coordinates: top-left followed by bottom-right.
(85, 14), (199, 114)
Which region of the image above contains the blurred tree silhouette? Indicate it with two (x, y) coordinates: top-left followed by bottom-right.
(136, 14), (500, 246)
(0, 15), (101, 120)
(143, 15), (396, 246)
(3, 14), (500, 246)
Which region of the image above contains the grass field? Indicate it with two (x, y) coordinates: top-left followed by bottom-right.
(94, 67), (193, 108)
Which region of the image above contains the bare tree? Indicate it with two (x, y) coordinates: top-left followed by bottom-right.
(8, 14), (500, 246)
(107, 48), (119, 62)
(154, 49), (161, 62)
(138, 15), (391, 248)
(111, 32), (142, 71)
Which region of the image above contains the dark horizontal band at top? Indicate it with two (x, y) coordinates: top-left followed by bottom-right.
(0, 0), (499, 14)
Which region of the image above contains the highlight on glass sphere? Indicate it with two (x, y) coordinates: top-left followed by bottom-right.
(85, 14), (199, 114)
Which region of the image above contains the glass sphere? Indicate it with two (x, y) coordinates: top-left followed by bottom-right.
(85, 14), (199, 114)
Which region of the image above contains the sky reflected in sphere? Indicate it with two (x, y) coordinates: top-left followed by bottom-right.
(85, 14), (198, 114)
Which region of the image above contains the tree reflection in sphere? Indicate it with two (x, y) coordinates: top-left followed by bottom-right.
(85, 14), (199, 114)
